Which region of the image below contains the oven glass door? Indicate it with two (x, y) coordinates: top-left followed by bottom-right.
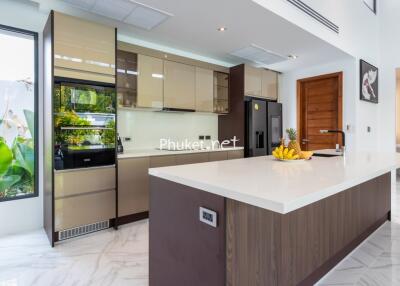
(54, 82), (116, 170)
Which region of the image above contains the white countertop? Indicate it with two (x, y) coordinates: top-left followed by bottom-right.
(118, 147), (244, 159)
(149, 152), (400, 214)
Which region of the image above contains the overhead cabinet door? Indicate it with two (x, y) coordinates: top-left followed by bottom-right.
(53, 12), (115, 83)
(244, 65), (262, 97)
(261, 69), (278, 100)
(195, 67), (214, 112)
(137, 55), (164, 108)
(164, 61), (196, 110)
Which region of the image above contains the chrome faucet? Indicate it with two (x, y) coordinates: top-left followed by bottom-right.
(320, 129), (346, 155)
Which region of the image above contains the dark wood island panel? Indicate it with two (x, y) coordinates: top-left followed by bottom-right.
(149, 173), (391, 286)
(149, 176), (226, 286)
(226, 173), (391, 286)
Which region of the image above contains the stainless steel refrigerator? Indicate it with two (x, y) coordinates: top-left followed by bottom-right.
(245, 98), (282, 157)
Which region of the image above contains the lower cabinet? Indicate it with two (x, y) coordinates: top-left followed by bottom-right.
(150, 155), (177, 167)
(55, 190), (115, 232)
(117, 150), (244, 224)
(209, 151), (228, 161)
(175, 153), (209, 165)
(54, 166), (116, 232)
(118, 157), (150, 217)
(227, 150), (244, 160)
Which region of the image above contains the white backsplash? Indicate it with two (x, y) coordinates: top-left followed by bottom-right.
(117, 109), (219, 150)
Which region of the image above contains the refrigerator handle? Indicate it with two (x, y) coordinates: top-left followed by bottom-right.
(255, 131), (265, 149)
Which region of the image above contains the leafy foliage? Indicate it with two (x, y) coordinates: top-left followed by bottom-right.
(54, 84), (116, 114)
(102, 120), (115, 145)
(0, 110), (35, 200)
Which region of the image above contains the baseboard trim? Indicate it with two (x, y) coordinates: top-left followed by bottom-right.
(115, 211), (149, 226)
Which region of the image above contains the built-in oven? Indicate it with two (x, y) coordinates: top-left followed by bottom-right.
(53, 78), (116, 170)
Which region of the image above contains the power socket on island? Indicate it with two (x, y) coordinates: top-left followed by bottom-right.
(199, 135), (205, 140)
(205, 135), (211, 140)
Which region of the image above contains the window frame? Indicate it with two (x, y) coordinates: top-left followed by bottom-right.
(0, 24), (39, 202)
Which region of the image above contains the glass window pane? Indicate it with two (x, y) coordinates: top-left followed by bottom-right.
(0, 27), (37, 201)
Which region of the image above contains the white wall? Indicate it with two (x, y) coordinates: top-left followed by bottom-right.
(280, 57), (383, 152)
(378, 1), (400, 153)
(255, 0), (383, 152)
(0, 0), (47, 236)
(396, 72), (400, 145)
(118, 110), (218, 150)
(280, 58), (355, 152)
(252, 0), (379, 63)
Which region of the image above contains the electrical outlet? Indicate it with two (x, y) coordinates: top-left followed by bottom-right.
(367, 126), (371, 133)
(199, 135), (205, 140)
(205, 135), (211, 140)
(124, 137), (131, 142)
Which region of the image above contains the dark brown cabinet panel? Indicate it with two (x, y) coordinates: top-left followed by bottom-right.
(226, 173), (391, 286)
(149, 176), (226, 286)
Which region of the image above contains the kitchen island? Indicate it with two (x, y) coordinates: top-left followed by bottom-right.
(148, 153), (400, 286)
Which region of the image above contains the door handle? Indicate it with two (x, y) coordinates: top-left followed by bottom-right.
(301, 138), (310, 144)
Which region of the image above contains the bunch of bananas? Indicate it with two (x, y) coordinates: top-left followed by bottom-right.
(272, 145), (300, 160)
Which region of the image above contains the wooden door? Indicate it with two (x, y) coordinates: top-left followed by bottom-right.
(297, 73), (342, 151)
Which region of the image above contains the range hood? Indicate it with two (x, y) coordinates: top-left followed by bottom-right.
(158, 107), (196, 113)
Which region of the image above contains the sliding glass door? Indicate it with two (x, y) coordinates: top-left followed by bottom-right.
(0, 25), (38, 201)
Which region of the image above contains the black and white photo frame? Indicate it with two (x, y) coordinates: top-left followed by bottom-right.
(360, 60), (378, 104)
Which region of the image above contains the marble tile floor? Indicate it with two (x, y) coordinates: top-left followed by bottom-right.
(0, 182), (399, 286)
(0, 220), (148, 286)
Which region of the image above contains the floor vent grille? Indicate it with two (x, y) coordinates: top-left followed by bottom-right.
(287, 0), (339, 34)
(58, 220), (109, 241)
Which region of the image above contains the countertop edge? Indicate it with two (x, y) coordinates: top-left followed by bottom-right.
(118, 147), (244, 159)
(149, 162), (398, 214)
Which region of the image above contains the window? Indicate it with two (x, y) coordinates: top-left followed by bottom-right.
(0, 25), (38, 202)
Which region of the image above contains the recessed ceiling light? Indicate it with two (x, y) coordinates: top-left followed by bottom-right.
(288, 54), (298, 60)
(217, 27), (227, 32)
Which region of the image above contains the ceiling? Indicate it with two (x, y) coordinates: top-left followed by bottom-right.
(32, 0), (352, 72)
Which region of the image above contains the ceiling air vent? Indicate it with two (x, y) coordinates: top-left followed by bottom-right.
(230, 44), (288, 66)
(287, 0), (339, 34)
(62, 0), (173, 30)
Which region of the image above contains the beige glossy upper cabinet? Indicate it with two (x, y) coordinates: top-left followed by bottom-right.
(214, 71), (229, 114)
(53, 12), (115, 84)
(261, 69), (278, 100)
(244, 65), (262, 97)
(137, 55), (164, 108)
(195, 67), (214, 112)
(164, 61), (196, 110)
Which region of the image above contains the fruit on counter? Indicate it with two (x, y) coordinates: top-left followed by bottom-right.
(272, 145), (300, 160)
(300, 151), (313, 160)
(286, 128), (302, 156)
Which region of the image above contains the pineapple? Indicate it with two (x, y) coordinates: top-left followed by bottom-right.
(286, 128), (302, 156)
